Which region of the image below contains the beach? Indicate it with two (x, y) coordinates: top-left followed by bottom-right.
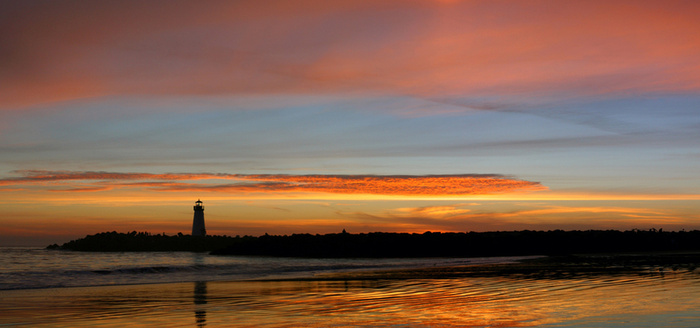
(2, 250), (700, 327)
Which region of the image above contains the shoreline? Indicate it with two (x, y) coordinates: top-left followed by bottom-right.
(4, 251), (699, 293)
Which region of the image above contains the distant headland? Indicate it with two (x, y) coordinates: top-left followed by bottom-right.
(48, 229), (700, 257)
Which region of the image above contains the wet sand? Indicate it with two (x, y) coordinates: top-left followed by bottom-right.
(2, 253), (700, 327)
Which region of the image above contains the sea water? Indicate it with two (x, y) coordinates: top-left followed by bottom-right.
(0, 247), (523, 290)
(2, 247), (700, 327)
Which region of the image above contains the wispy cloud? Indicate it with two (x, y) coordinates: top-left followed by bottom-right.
(342, 203), (689, 232)
(395, 205), (472, 218)
(0, 170), (545, 196)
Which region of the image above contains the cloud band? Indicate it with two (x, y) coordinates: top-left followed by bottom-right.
(1, 171), (545, 196)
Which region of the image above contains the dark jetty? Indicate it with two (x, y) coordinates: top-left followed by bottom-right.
(47, 231), (237, 252)
(211, 229), (700, 257)
(49, 229), (700, 257)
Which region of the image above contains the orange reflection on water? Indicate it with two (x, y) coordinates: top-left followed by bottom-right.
(2, 271), (700, 327)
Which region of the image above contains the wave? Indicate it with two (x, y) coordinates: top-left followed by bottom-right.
(0, 247), (532, 291)
(0, 261), (390, 290)
(88, 263), (221, 275)
(0, 258), (476, 291)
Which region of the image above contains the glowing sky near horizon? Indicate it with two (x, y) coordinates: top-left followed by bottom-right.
(1, 0), (700, 245)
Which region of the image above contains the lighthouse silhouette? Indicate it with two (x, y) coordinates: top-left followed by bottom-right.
(192, 199), (206, 236)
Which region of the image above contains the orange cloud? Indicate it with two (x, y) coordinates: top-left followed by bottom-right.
(335, 203), (695, 233)
(229, 174), (545, 196)
(395, 205), (471, 218)
(0, 170), (545, 196)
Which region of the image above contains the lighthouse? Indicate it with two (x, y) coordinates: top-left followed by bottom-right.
(192, 199), (206, 236)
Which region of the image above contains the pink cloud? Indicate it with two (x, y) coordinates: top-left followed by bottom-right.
(2, 0), (699, 109)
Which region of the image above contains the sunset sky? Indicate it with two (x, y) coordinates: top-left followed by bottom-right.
(2, 0), (700, 246)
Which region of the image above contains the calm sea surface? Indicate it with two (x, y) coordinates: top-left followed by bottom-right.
(1, 247), (699, 327)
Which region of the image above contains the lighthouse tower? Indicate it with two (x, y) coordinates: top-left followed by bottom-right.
(192, 199), (206, 236)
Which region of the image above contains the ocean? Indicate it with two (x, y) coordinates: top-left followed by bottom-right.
(0, 247), (518, 290)
(1, 247), (700, 327)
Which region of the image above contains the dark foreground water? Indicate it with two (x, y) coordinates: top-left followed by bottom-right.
(0, 247), (518, 290)
(1, 247), (699, 327)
